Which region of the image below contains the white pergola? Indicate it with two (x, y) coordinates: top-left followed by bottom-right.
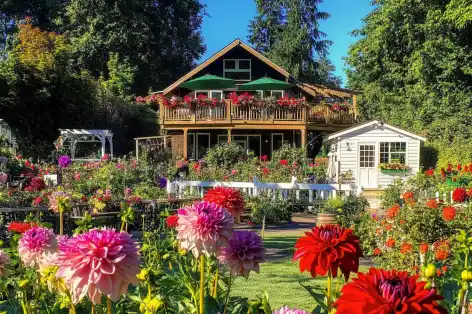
(59, 129), (113, 160)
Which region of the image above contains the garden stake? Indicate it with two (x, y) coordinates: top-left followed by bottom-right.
(59, 211), (64, 235)
(107, 297), (113, 314)
(199, 255), (205, 314)
(212, 266), (219, 298)
(91, 305), (95, 314)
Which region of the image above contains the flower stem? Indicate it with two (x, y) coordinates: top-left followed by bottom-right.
(107, 297), (112, 314)
(327, 270), (333, 312)
(120, 220), (125, 232)
(223, 275), (233, 314)
(90, 305), (94, 314)
(199, 255), (205, 314)
(69, 302), (76, 314)
(212, 265), (219, 298)
(59, 211), (64, 235)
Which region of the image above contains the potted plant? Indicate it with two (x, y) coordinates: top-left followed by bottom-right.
(379, 163), (410, 174)
(316, 197), (344, 226)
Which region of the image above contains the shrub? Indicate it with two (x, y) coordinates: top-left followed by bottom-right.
(380, 179), (402, 208)
(339, 194), (370, 227)
(246, 195), (292, 224)
(204, 142), (246, 168)
(271, 144), (308, 167)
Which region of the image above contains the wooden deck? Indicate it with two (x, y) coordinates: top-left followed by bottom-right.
(160, 100), (356, 129)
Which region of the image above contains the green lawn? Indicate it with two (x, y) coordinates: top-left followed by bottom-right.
(231, 231), (368, 311)
(231, 232), (327, 311)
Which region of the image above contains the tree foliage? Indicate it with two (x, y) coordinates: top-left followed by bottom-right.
(346, 0), (472, 166)
(248, 0), (340, 85)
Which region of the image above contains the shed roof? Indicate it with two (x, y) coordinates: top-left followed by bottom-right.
(325, 120), (427, 142)
(59, 129), (113, 137)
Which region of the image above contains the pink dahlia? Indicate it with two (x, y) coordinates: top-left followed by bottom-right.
(55, 228), (140, 305)
(0, 250), (10, 277)
(272, 306), (310, 314)
(218, 231), (265, 278)
(176, 201), (234, 257)
(18, 226), (57, 269)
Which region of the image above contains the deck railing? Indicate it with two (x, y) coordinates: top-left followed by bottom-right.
(161, 100), (356, 124)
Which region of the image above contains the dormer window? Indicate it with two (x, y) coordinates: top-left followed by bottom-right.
(224, 59), (251, 81)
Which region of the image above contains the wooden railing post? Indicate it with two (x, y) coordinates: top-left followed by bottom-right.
(226, 100), (231, 122)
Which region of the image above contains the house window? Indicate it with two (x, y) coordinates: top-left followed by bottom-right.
(380, 142), (406, 164)
(271, 90), (284, 99)
(224, 59), (251, 81)
(187, 133), (195, 160)
(359, 145), (375, 168)
(217, 135), (228, 144)
(195, 90), (223, 99)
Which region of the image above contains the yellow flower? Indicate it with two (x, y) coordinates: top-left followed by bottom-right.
(19, 279), (30, 289)
(137, 268), (149, 281)
(140, 296), (164, 314)
(178, 248), (187, 256)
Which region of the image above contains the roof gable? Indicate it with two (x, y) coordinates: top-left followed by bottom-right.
(163, 39), (292, 95)
(325, 120), (426, 141)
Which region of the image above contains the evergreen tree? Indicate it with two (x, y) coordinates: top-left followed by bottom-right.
(248, 0), (337, 84)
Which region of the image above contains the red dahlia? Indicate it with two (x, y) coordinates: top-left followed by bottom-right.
(8, 221), (36, 234)
(293, 225), (363, 280)
(424, 169), (434, 176)
(400, 242), (412, 254)
(166, 214), (179, 228)
(203, 187), (245, 219)
(279, 159), (289, 166)
(425, 199), (438, 209)
(452, 188), (468, 203)
(386, 204), (400, 219)
(334, 268), (447, 314)
(420, 243), (429, 254)
(373, 248), (382, 256)
(442, 206), (456, 222)
(402, 191), (414, 200)
(386, 238), (396, 248)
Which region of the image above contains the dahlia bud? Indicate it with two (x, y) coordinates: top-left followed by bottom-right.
(461, 270), (472, 282)
(19, 279), (30, 289)
(424, 264), (437, 279)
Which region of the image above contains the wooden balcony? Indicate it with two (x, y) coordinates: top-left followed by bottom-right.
(160, 100), (356, 128)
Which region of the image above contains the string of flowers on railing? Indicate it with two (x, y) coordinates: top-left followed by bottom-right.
(136, 94), (225, 109)
(318, 98), (353, 112)
(229, 92), (307, 110)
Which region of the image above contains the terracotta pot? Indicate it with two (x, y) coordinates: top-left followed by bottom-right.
(316, 213), (338, 227)
(314, 157), (329, 164)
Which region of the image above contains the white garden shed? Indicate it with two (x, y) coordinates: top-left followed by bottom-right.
(325, 120), (426, 190)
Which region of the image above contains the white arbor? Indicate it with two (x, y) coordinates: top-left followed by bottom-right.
(59, 129), (113, 160)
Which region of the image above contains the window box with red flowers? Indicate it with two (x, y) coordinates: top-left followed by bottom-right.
(379, 163), (410, 174)
(228, 92), (307, 110)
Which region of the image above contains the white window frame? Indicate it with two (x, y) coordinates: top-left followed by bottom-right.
(217, 134), (229, 144)
(194, 90), (223, 99)
(270, 90), (284, 98)
(379, 141), (408, 164)
(231, 134), (262, 157)
(271, 133), (284, 153)
(223, 59), (252, 81)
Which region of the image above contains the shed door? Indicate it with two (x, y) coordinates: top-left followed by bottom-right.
(358, 143), (378, 188)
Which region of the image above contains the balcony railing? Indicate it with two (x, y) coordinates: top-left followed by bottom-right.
(161, 100), (356, 124)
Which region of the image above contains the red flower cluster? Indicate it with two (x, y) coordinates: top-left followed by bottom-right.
(8, 221), (36, 234)
(373, 248), (382, 256)
(279, 159), (289, 166)
(24, 177), (46, 192)
(424, 168), (434, 176)
(425, 199), (439, 209)
(293, 225), (363, 280)
(452, 188), (468, 203)
(276, 96), (307, 108)
(334, 268), (447, 314)
(402, 191), (414, 200)
(261, 167), (270, 175)
(386, 238), (396, 248)
(203, 187), (245, 218)
(442, 206), (456, 222)
(260, 155), (268, 162)
(400, 242), (412, 254)
(386, 204), (400, 219)
(166, 214), (179, 228)
(420, 243), (429, 254)
(433, 240), (450, 261)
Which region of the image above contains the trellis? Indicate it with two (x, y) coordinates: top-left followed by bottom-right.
(59, 129), (113, 160)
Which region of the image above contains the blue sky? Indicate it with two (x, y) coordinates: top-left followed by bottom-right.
(199, 0), (372, 86)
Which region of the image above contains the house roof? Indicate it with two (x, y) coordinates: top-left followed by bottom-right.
(161, 38), (358, 98)
(325, 120), (427, 142)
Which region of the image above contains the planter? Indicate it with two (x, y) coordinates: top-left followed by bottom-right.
(380, 169), (409, 174)
(316, 213), (338, 227)
(446, 177), (469, 187)
(315, 157), (329, 164)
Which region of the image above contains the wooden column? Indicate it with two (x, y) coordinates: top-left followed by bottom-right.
(183, 129), (188, 159)
(301, 129), (307, 148)
(227, 129), (232, 143)
(353, 94), (358, 120)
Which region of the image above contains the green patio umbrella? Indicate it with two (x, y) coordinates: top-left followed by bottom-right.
(238, 77), (294, 91)
(179, 74), (235, 90)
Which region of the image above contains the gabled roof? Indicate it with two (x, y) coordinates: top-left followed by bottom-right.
(325, 120), (427, 141)
(161, 38), (358, 98)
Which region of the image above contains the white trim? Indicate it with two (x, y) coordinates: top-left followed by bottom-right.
(196, 133), (210, 159)
(270, 90), (284, 98)
(232, 134), (262, 157)
(223, 59), (251, 81)
(325, 120), (427, 142)
(271, 133), (284, 153)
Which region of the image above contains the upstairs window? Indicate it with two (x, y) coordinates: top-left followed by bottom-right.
(380, 142), (406, 164)
(224, 59), (251, 81)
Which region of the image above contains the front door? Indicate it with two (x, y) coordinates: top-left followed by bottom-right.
(358, 143), (378, 188)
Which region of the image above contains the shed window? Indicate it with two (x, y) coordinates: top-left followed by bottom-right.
(224, 59), (251, 81)
(380, 142), (406, 164)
